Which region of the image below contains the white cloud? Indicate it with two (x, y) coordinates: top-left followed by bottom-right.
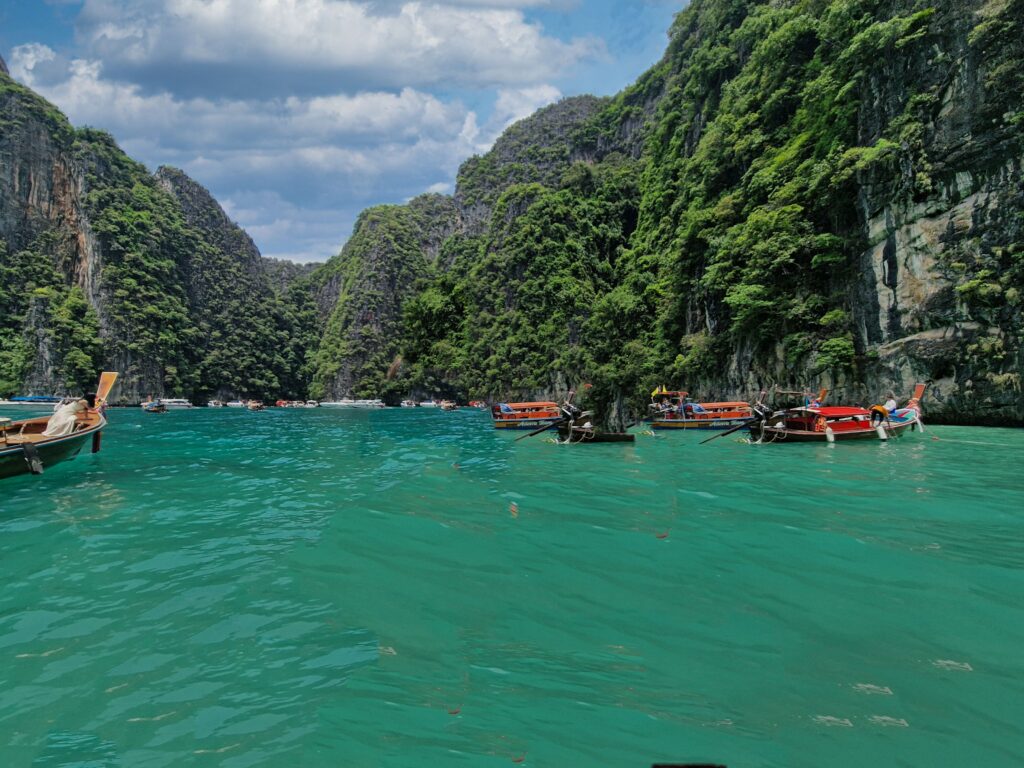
(7, 2), (596, 263)
(73, 0), (601, 96)
(10, 44), (552, 262)
(490, 84), (562, 130)
(11, 46), (479, 152)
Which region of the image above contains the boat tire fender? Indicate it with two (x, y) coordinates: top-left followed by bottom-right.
(22, 442), (44, 474)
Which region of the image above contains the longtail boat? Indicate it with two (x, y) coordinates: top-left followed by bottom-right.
(556, 415), (635, 444)
(491, 401), (562, 430)
(747, 384), (926, 444)
(555, 398), (635, 444)
(0, 372), (118, 479)
(648, 387), (753, 430)
(511, 391), (635, 444)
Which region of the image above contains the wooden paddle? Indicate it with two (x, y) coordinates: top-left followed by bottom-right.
(514, 418), (566, 442)
(699, 418), (754, 445)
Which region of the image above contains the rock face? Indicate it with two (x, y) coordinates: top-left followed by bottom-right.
(3, 0), (1019, 421)
(0, 71), (315, 402)
(307, 0), (1021, 424)
(310, 195), (460, 400)
(263, 257), (318, 294)
(455, 96), (608, 233)
(307, 99), (620, 401)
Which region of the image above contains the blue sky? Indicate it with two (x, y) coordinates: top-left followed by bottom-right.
(1, 0), (681, 263)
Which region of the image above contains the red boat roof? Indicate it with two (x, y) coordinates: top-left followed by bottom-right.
(790, 406), (870, 418)
(495, 401), (559, 409)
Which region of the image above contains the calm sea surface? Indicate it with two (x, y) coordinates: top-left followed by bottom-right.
(1, 407), (1022, 767)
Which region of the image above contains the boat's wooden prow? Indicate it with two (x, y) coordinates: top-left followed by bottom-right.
(908, 382), (927, 407)
(97, 372), (119, 405)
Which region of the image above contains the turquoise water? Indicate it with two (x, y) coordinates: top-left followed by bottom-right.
(1, 407), (1022, 767)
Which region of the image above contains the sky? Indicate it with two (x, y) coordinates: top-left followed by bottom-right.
(1, 0), (681, 263)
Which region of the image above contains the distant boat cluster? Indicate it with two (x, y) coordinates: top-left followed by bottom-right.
(131, 397), (481, 410)
(1, 379), (933, 481)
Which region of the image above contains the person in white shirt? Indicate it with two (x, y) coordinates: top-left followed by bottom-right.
(43, 393), (96, 436)
(883, 393), (898, 412)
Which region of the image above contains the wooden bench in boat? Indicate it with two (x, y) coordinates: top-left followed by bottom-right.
(0, 414), (98, 445)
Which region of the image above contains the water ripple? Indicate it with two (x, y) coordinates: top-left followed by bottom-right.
(0, 409), (1022, 766)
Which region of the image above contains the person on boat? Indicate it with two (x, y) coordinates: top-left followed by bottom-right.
(883, 392), (898, 412)
(803, 392), (822, 408)
(43, 393), (96, 437)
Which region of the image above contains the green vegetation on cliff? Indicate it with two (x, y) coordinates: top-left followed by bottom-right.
(314, 0), (1021, 423)
(0, 71), (317, 400)
(2, 0), (1021, 421)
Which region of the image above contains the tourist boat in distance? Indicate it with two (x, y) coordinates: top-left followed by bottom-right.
(226, 400), (246, 408)
(207, 400), (227, 407)
(247, 400), (265, 411)
(648, 387), (753, 430)
(319, 398), (385, 409)
(418, 400), (440, 408)
(469, 400), (488, 409)
(747, 384), (926, 444)
(400, 399), (417, 408)
(163, 398), (193, 408)
(491, 401), (562, 430)
(0, 395), (63, 408)
(440, 400), (459, 411)
(304, 400), (319, 408)
(142, 401), (167, 414)
(0, 372), (118, 479)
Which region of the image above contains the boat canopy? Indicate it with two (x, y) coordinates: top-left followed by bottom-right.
(651, 387), (688, 399)
(789, 406), (870, 418)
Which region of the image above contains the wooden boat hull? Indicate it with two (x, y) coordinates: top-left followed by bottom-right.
(494, 418), (559, 431)
(650, 417), (752, 430)
(0, 415), (106, 479)
(749, 416), (919, 443)
(557, 426), (635, 443)
(492, 401), (562, 430)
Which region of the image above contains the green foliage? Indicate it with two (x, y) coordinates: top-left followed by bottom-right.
(310, 204), (441, 400)
(399, 157), (643, 400)
(0, 237), (104, 395)
(5, 0), (1021, 418)
(0, 70), (75, 147)
(814, 334), (856, 373)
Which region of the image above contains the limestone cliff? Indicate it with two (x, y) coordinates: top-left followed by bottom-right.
(0, 71), (314, 402)
(308, 0), (1022, 425)
(309, 194), (459, 400)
